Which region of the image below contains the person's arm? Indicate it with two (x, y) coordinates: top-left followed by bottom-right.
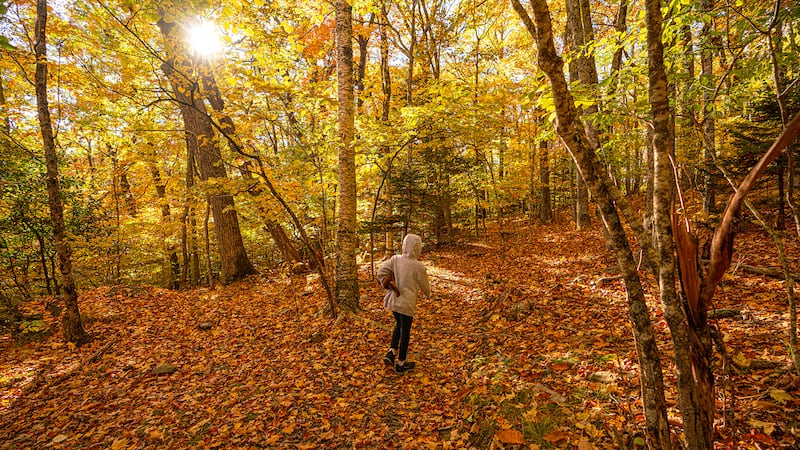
(376, 256), (400, 296)
(419, 267), (431, 299)
(376, 256), (393, 280)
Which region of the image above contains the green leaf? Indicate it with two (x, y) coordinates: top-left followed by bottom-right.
(0, 36), (15, 51)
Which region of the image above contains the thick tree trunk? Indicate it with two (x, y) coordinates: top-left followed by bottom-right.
(512, 1), (671, 447)
(644, 0), (714, 448)
(157, 18), (256, 285)
(335, 0), (360, 314)
(34, 0), (88, 345)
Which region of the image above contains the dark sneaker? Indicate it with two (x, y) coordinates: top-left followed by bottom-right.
(395, 361), (416, 374)
(383, 351), (395, 367)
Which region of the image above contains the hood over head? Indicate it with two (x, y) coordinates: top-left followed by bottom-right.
(402, 234), (423, 259)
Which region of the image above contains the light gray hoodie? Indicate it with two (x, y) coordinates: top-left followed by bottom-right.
(377, 234), (431, 317)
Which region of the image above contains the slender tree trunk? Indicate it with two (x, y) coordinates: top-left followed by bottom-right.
(0, 76), (9, 136)
(645, 0), (714, 448)
(565, 0), (596, 229)
(355, 13), (373, 111)
(511, 1), (671, 447)
(33, 232), (53, 296)
(181, 144), (200, 287)
(406, 0), (417, 105)
(380, 4), (392, 123)
(204, 200), (214, 287)
(150, 164), (180, 289)
(610, 0), (628, 89)
(701, 0), (716, 213)
(34, 0), (88, 345)
(538, 140), (553, 224)
(335, 0), (360, 314)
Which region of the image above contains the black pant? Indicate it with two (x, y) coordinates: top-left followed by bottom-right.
(391, 311), (413, 362)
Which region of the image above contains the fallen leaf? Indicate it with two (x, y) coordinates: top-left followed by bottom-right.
(732, 352), (751, 368)
(543, 430), (568, 444)
(748, 419), (776, 435)
(743, 433), (779, 446)
(769, 389), (793, 404)
(496, 428), (524, 444)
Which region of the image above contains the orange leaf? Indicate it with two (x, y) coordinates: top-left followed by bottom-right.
(543, 430), (568, 444)
(496, 428), (524, 445)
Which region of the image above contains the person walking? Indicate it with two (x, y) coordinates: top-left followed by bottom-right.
(377, 233), (431, 374)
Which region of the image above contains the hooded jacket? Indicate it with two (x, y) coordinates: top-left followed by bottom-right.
(377, 234), (431, 317)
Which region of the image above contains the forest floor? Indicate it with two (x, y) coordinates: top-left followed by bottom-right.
(1, 218), (799, 449)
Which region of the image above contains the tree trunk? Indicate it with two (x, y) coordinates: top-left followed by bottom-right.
(265, 221), (304, 266)
(380, 4), (392, 123)
(355, 13), (373, 111)
(701, 0), (716, 213)
(157, 17), (256, 285)
(33, 231), (53, 296)
(335, 0), (360, 314)
(34, 0), (88, 345)
(150, 164), (180, 289)
(511, 1), (672, 447)
(181, 144), (200, 288)
(645, 0), (714, 448)
(565, 0), (597, 230)
(538, 139), (553, 224)
(575, 172), (591, 229)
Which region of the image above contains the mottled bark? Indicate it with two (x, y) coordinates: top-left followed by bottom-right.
(511, 1), (671, 446)
(34, 0), (88, 345)
(335, 0), (360, 313)
(644, 0), (714, 448)
(157, 17), (256, 285)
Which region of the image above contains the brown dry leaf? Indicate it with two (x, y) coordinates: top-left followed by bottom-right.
(110, 438), (128, 450)
(496, 428), (524, 445)
(543, 430), (568, 444)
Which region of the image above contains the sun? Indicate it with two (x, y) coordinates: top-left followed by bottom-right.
(187, 19), (222, 58)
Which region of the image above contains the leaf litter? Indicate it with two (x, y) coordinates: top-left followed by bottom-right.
(0, 220), (798, 448)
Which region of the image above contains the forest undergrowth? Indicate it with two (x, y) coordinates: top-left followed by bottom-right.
(0, 219), (798, 449)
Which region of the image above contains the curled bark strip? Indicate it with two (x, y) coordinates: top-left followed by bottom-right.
(701, 111), (800, 305)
